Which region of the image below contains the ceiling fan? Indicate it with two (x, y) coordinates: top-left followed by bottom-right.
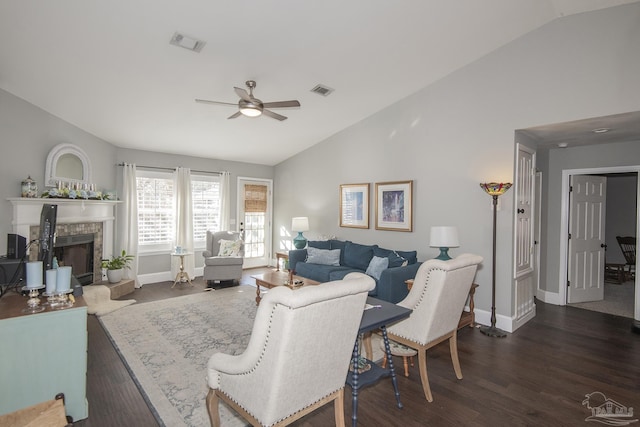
(196, 80), (301, 121)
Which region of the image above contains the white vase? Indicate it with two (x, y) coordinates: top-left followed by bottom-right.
(107, 268), (123, 284)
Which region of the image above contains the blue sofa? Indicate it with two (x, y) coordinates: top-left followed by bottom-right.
(289, 240), (422, 303)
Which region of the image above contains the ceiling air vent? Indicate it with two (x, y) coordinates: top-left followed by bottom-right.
(170, 32), (206, 53)
(310, 84), (334, 97)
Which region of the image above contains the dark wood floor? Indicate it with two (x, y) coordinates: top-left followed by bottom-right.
(76, 269), (640, 427)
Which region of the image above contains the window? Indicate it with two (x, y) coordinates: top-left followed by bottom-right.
(192, 175), (221, 246)
(136, 170), (221, 253)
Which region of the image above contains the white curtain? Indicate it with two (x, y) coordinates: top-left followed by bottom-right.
(220, 171), (231, 231)
(173, 167), (195, 279)
(120, 163), (140, 287)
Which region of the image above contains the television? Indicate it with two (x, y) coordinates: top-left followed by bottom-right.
(38, 204), (58, 272)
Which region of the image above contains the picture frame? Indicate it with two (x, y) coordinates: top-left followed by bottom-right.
(375, 180), (413, 232)
(339, 183), (370, 228)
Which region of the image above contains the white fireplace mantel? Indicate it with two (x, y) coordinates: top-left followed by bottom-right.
(8, 197), (121, 258)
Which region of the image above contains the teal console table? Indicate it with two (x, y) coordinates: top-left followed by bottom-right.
(0, 293), (88, 421)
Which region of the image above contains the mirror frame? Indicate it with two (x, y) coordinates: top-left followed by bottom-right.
(45, 143), (92, 186)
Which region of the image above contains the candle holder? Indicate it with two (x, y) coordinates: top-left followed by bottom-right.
(21, 285), (45, 314)
(43, 289), (74, 309)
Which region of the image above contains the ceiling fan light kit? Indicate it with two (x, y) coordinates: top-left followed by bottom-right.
(196, 80), (300, 121)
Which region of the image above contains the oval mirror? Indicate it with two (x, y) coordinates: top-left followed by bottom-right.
(45, 143), (92, 186)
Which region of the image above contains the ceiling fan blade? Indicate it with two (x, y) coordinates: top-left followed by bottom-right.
(262, 100), (301, 109)
(262, 109), (287, 121)
(227, 111), (242, 119)
(195, 99), (237, 107)
(234, 87), (252, 102)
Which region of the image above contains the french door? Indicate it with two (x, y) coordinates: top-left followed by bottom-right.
(237, 178), (272, 269)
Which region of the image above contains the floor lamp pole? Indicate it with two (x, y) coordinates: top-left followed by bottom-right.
(480, 194), (507, 338)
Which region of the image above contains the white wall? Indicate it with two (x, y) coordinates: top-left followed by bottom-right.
(273, 3), (640, 327)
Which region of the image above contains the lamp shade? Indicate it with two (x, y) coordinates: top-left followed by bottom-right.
(291, 217), (309, 232)
(429, 226), (460, 248)
(480, 182), (512, 196)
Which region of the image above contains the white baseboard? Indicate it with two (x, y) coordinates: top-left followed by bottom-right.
(474, 307), (537, 334)
(138, 267), (204, 286)
(536, 288), (564, 305)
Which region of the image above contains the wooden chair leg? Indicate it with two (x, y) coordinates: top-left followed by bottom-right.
(363, 332), (373, 360)
(334, 388), (345, 427)
(418, 350), (433, 402)
(206, 389), (221, 427)
(449, 332), (463, 380)
(381, 353), (388, 369)
(402, 356), (410, 377)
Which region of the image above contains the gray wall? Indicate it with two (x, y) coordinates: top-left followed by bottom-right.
(273, 4), (640, 320)
(0, 88), (117, 252)
(115, 148), (273, 274)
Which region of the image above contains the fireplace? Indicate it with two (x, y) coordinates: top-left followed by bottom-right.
(54, 233), (95, 286)
(29, 222), (104, 284)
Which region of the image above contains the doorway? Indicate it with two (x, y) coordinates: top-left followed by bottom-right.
(237, 177), (273, 269)
(559, 167), (639, 320)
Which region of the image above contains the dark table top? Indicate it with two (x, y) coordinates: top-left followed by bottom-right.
(360, 297), (411, 333)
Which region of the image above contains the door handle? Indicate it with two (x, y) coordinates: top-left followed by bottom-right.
(601, 243), (607, 249)
(517, 208), (525, 214)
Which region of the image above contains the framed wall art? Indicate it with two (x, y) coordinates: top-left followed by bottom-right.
(339, 183), (370, 228)
(375, 180), (413, 232)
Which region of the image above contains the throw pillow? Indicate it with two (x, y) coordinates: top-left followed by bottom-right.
(365, 256), (389, 280)
(306, 247), (341, 266)
(373, 247), (407, 268)
(218, 239), (242, 257)
(396, 250), (417, 265)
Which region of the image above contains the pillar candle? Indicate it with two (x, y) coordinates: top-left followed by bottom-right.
(56, 266), (72, 292)
(45, 269), (57, 293)
(26, 261), (43, 288)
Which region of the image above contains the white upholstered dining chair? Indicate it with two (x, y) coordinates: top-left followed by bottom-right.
(386, 253), (483, 403)
(206, 272), (375, 427)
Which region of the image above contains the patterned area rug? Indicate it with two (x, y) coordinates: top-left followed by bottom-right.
(98, 286), (258, 427)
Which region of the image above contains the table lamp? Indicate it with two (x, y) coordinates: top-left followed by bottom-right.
(429, 226), (460, 260)
(291, 217), (309, 249)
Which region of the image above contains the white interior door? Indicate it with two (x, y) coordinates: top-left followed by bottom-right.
(567, 175), (607, 303)
(237, 178), (272, 269)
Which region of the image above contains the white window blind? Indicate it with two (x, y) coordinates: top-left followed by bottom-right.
(192, 175), (221, 243)
(135, 169), (221, 253)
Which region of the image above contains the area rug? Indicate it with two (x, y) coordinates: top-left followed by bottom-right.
(568, 280), (635, 318)
(98, 285), (386, 426)
(98, 286), (258, 427)
(83, 284), (136, 316)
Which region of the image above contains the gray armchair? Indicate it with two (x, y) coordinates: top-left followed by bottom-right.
(202, 231), (244, 285)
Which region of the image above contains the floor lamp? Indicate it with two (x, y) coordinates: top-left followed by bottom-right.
(479, 182), (512, 338)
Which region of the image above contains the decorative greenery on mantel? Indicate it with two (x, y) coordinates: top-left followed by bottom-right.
(41, 187), (116, 200)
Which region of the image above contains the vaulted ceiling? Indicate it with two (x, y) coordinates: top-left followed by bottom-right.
(1, 0), (637, 165)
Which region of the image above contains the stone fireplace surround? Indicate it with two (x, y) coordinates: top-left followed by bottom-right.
(9, 198), (119, 284)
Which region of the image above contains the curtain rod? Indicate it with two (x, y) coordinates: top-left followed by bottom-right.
(117, 162), (225, 176)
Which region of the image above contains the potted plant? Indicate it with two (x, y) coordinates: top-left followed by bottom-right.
(101, 250), (134, 283)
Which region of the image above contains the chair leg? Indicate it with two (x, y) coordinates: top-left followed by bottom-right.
(206, 389), (221, 427)
(402, 356), (410, 377)
(449, 332), (463, 380)
(381, 353), (388, 369)
(334, 388), (345, 427)
(417, 350), (433, 402)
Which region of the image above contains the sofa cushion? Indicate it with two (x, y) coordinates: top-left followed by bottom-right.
(365, 256), (389, 280)
(306, 247), (340, 266)
(308, 240), (331, 250)
(294, 263), (353, 283)
(328, 268), (366, 282)
(343, 242), (375, 271)
(204, 256), (244, 266)
(373, 247), (408, 268)
(329, 240), (348, 265)
(397, 250), (418, 265)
